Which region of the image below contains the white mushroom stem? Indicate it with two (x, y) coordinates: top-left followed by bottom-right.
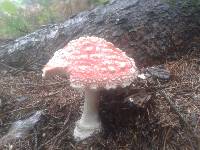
(74, 89), (101, 141)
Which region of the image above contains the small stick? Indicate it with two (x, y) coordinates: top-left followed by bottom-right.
(159, 90), (200, 148)
(0, 80), (69, 87)
(33, 128), (38, 150)
(38, 111), (71, 150)
(163, 127), (171, 150)
(0, 62), (17, 71)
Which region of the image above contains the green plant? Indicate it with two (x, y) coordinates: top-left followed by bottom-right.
(90, 0), (109, 5)
(0, 0), (109, 39)
(0, 0), (31, 38)
(166, 0), (200, 11)
(0, 0), (17, 15)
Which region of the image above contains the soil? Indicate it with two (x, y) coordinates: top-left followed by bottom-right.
(0, 50), (199, 150)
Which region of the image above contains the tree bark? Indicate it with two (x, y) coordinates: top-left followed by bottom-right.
(0, 0), (199, 70)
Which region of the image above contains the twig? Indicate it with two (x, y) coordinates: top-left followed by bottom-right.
(38, 110), (71, 150)
(159, 90), (200, 148)
(33, 128), (38, 150)
(0, 62), (17, 71)
(0, 106), (39, 119)
(163, 127), (171, 150)
(69, 142), (76, 150)
(12, 58), (41, 75)
(0, 80), (69, 87)
(160, 90), (188, 126)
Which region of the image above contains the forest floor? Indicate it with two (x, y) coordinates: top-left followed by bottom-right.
(0, 50), (199, 150)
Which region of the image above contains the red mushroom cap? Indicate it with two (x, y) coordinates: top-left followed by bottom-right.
(43, 36), (138, 89)
(42, 46), (74, 78)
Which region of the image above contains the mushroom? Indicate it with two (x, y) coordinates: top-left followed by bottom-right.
(42, 36), (138, 141)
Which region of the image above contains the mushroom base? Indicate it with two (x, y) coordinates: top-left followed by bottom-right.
(74, 119), (101, 141)
(73, 89), (101, 141)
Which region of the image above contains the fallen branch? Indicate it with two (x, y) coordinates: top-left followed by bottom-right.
(0, 0), (199, 69)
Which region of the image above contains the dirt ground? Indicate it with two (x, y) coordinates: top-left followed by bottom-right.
(0, 50), (199, 150)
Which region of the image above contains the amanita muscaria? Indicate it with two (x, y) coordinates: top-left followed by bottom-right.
(42, 36), (138, 141)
